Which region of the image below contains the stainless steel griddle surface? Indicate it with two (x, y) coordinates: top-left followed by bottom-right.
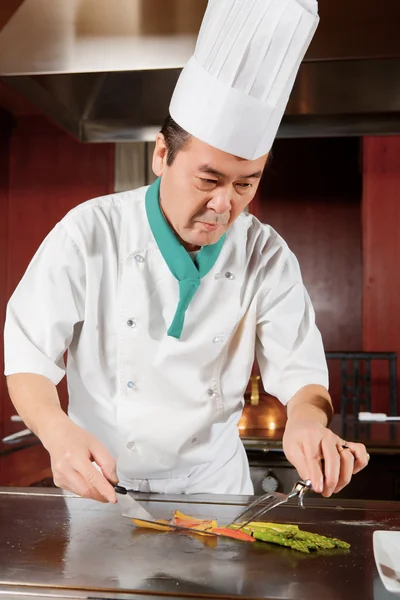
(1, 488), (399, 600)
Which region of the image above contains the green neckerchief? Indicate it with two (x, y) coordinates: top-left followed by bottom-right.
(145, 177), (226, 339)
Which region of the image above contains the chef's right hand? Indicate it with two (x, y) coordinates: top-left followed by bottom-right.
(42, 415), (118, 503)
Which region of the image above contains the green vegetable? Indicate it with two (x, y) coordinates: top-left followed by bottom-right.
(228, 522), (350, 554)
(252, 529), (312, 553)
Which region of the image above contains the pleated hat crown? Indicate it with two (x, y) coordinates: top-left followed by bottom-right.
(170, 0), (319, 160)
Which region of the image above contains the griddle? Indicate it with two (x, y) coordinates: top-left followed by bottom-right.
(0, 488), (399, 600)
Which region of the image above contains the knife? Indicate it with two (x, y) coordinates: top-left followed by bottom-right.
(114, 485), (157, 521)
(114, 485), (219, 536)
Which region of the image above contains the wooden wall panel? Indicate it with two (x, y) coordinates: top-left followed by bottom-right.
(7, 116), (115, 295)
(1, 115), (115, 483)
(0, 110), (12, 451)
(363, 136), (400, 414)
(255, 194), (362, 352)
(250, 138), (363, 412)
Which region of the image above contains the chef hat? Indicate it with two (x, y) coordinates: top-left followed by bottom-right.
(170, 0), (319, 160)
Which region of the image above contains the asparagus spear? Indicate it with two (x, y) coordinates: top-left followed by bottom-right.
(252, 529), (311, 554)
(229, 522), (350, 553)
(295, 530), (350, 550)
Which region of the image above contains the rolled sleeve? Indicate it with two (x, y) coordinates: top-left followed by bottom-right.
(4, 223), (86, 385)
(256, 248), (328, 405)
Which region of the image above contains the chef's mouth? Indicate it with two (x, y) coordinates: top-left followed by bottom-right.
(198, 222), (220, 232)
(195, 217), (230, 229)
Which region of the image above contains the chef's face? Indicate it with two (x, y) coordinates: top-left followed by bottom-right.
(152, 134), (267, 251)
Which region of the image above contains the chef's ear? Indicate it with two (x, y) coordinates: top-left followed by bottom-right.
(153, 133), (168, 177)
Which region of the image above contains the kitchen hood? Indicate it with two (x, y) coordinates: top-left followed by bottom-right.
(1, 0), (400, 143)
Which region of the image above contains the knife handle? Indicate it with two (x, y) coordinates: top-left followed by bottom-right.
(114, 484), (128, 495)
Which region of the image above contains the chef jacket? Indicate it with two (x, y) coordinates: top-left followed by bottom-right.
(4, 181), (328, 494)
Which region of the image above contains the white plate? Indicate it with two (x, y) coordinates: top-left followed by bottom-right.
(373, 531), (400, 595)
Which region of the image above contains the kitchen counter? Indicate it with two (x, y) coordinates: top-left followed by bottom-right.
(0, 487), (399, 600)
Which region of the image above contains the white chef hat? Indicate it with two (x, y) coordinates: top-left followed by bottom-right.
(170, 0), (319, 160)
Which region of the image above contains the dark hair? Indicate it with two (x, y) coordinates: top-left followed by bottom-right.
(160, 115), (191, 166)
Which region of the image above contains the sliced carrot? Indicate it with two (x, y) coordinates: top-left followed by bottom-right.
(173, 510), (216, 526)
(132, 518), (172, 532)
(211, 527), (255, 542)
(174, 517), (217, 531)
(173, 518), (206, 528)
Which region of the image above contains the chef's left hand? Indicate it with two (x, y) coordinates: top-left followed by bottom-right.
(283, 420), (370, 497)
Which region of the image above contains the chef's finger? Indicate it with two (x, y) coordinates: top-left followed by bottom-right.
(344, 441), (370, 475)
(302, 446), (324, 494)
(320, 437), (341, 497)
(333, 448), (355, 493)
(289, 450), (315, 490)
(53, 469), (110, 503)
(90, 439), (118, 485)
(75, 458), (117, 503)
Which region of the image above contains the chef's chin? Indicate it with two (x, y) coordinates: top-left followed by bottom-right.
(186, 228), (223, 248)
(188, 222), (225, 245)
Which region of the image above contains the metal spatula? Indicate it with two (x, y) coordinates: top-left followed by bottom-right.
(226, 479), (312, 531)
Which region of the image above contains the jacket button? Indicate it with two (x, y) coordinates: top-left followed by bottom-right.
(213, 335), (225, 343)
(207, 389), (215, 397)
(225, 271), (234, 280)
(127, 381), (136, 390)
(127, 442), (135, 450)
(127, 319), (136, 328)
(135, 254), (144, 263)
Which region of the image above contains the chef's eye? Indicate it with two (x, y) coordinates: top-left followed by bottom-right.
(235, 182), (252, 192)
(197, 178), (218, 189)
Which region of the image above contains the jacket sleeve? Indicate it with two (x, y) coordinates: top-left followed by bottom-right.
(255, 247), (328, 405)
(4, 222), (86, 385)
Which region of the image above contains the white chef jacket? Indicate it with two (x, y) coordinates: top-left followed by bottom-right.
(4, 185), (328, 494)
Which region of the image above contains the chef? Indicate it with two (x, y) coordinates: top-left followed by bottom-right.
(4, 0), (369, 503)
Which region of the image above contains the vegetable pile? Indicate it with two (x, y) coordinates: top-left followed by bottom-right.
(132, 511), (350, 554)
(230, 521), (350, 553)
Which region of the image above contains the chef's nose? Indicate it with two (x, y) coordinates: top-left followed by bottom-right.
(207, 186), (232, 214)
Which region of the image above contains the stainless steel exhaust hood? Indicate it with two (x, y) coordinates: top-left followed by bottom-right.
(1, 0), (400, 143)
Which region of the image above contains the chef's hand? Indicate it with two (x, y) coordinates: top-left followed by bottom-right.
(283, 420), (369, 497)
(283, 385), (370, 497)
(42, 414), (118, 503)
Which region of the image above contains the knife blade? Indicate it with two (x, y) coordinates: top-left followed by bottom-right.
(114, 485), (220, 536)
(114, 485), (157, 521)
(129, 517), (220, 537)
